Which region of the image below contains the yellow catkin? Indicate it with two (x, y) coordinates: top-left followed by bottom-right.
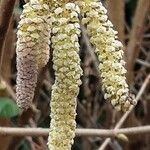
(77, 0), (136, 111)
(16, 0), (51, 110)
(48, 1), (82, 150)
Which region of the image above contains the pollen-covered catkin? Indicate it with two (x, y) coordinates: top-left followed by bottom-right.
(78, 0), (136, 111)
(48, 2), (82, 150)
(16, 0), (51, 110)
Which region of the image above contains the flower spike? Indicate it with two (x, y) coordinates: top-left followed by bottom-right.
(47, 1), (82, 150)
(77, 0), (136, 111)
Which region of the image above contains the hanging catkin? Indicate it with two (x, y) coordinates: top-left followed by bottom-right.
(16, 0), (51, 110)
(77, 0), (136, 111)
(48, 1), (83, 150)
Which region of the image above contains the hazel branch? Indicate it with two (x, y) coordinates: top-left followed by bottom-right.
(0, 126), (150, 137)
(0, 0), (16, 73)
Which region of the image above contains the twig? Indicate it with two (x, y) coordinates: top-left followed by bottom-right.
(136, 59), (150, 68)
(26, 136), (36, 150)
(0, 77), (16, 101)
(0, 126), (150, 137)
(29, 119), (48, 150)
(98, 74), (150, 150)
(106, 0), (125, 43)
(80, 24), (99, 71)
(126, 0), (150, 83)
(0, 0), (16, 74)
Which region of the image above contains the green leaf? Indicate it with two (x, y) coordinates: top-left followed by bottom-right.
(0, 97), (19, 118)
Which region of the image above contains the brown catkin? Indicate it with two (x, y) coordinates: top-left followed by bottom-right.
(16, 0), (51, 110)
(16, 55), (38, 110)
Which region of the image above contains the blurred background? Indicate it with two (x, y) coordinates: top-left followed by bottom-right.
(0, 0), (149, 149)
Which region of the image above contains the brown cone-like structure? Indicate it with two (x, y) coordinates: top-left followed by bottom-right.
(16, 0), (51, 110)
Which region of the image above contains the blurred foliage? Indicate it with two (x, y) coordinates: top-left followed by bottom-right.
(0, 97), (19, 118)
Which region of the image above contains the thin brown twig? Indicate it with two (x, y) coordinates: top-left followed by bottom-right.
(0, 126), (150, 137)
(106, 0), (125, 44)
(80, 24), (99, 72)
(136, 59), (150, 68)
(29, 119), (48, 150)
(0, 0), (16, 74)
(98, 74), (150, 150)
(126, 0), (150, 84)
(0, 77), (16, 100)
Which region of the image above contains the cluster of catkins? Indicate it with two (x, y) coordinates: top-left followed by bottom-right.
(16, 0), (136, 149)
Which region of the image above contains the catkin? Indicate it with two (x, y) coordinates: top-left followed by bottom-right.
(77, 0), (136, 111)
(16, 0), (51, 110)
(48, 2), (82, 150)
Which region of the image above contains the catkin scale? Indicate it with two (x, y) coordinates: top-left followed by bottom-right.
(16, 0), (51, 110)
